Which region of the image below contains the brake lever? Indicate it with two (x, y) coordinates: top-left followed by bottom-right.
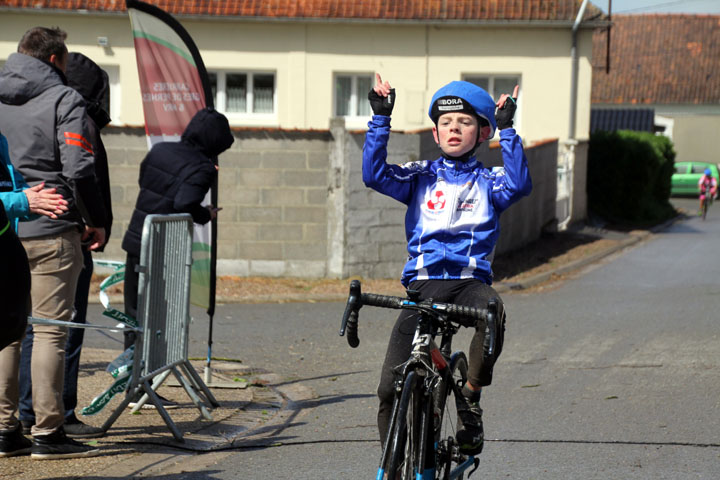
(339, 279), (362, 338)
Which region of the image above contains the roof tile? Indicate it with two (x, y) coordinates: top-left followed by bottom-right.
(592, 14), (720, 104)
(0, 0), (604, 21)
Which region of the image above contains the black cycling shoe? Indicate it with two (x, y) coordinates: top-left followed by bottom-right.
(455, 393), (484, 455)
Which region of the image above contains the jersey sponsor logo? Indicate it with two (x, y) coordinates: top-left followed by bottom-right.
(457, 198), (478, 212)
(426, 189), (446, 211)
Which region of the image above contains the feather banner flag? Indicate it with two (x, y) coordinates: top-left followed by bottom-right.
(126, 0), (217, 314)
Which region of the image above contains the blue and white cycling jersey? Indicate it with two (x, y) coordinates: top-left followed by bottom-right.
(362, 115), (532, 287)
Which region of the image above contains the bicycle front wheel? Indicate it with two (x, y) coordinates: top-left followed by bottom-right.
(386, 371), (430, 480)
(433, 352), (469, 480)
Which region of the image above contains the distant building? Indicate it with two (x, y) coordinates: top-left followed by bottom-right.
(592, 14), (720, 162)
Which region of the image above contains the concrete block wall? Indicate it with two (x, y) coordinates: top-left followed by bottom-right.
(96, 122), (560, 280)
(216, 130), (332, 277)
(344, 130), (415, 279)
(494, 139), (559, 255)
(96, 126), (332, 278)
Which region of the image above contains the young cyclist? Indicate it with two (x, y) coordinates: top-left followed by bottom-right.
(698, 167), (717, 215)
(364, 74), (532, 455)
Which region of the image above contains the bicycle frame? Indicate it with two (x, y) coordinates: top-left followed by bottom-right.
(339, 280), (491, 480)
(377, 312), (477, 480)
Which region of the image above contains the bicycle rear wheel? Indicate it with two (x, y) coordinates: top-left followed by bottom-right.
(386, 371), (429, 480)
(433, 352), (469, 480)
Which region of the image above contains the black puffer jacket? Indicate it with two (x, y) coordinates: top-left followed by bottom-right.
(66, 52), (114, 250)
(121, 108), (234, 257)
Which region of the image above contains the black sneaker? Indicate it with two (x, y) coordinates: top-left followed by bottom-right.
(0, 424), (32, 458)
(455, 394), (484, 455)
(30, 428), (100, 460)
(63, 419), (104, 439)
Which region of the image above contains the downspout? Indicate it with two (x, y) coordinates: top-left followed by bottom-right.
(569, 0), (589, 140)
(559, 0), (589, 230)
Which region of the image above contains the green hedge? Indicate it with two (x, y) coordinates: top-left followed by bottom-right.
(588, 130), (677, 224)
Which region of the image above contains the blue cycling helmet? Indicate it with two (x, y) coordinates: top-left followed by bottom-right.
(705, 168), (712, 176)
(428, 81), (497, 139)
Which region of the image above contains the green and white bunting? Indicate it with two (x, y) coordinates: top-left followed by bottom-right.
(82, 347), (134, 416)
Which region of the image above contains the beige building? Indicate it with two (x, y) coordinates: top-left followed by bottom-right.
(0, 1), (607, 277)
(0, 1), (605, 141)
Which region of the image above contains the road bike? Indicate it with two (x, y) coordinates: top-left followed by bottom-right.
(340, 280), (499, 479)
(700, 183), (714, 220)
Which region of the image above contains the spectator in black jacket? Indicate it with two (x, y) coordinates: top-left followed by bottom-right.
(18, 52), (113, 439)
(122, 108), (233, 360)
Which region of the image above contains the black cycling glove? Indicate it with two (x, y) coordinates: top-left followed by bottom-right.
(368, 88), (396, 117)
(495, 96), (517, 130)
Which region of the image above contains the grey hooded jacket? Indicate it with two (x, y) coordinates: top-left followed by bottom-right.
(0, 52), (106, 239)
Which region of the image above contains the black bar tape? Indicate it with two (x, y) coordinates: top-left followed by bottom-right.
(361, 293), (405, 309)
(445, 304), (488, 323)
(346, 310), (360, 348)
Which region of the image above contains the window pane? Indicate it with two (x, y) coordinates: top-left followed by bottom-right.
(208, 72), (218, 105)
(355, 75), (373, 116)
(465, 76), (489, 91)
(226, 73), (247, 113)
(101, 87), (111, 118)
(253, 74), (274, 113)
(335, 76), (352, 116)
(494, 77), (519, 99)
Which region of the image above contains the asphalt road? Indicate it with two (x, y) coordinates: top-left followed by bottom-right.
(84, 197), (720, 479)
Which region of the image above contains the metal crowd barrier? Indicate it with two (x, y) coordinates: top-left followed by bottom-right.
(99, 213), (219, 441)
(28, 214), (219, 441)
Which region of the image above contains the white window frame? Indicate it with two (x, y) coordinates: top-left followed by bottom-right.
(334, 72), (373, 128)
(462, 74), (522, 131)
(102, 65), (121, 126)
(209, 70), (277, 127)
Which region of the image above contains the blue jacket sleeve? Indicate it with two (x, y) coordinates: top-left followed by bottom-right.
(0, 135), (34, 224)
(491, 128), (532, 213)
(0, 191), (30, 222)
(362, 115), (416, 205)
